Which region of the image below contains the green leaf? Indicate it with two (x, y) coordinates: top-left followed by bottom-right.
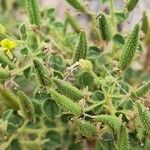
(88, 46), (102, 59)
(78, 71), (94, 88)
(101, 0), (109, 4)
(44, 130), (62, 149)
(115, 12), (128, 22)
(113, 34), (125, 45)
(50, 55), (64, 71)
(42, 99), (59, 119)
(8, 139), (22, 150)
(21, 47), (28, 55)
(92, 90), (105, 101)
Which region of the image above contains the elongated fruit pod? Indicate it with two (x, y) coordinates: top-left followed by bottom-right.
(75, 119), (97, 138)
(0, 68), (10, 83)
(98, 13), (112, 41)
(0, 52), (15, 69)
(73, 31), (88, 63)
(53, 78), (84, 101)
(66, 0), (85, 12)
(33, 59), (51, 86)
(17, 91), (35, 122)
(136, 101), (150, 134)
(50, 89), (81, 116)
(96, 115), (121, 132)
(133, 81), (150, 98)
(0, 85), (19, 110)
(117, 124), (129, 150)
(119, 24), (140, 71)
(25, 0), (41, 25)
(126, 0), (139, 12)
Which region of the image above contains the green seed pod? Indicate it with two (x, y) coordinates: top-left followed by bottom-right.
(134, 81), (150, 98)
(73, 31), (88, 63)
(0, 67), (10, 83)
(66, 0), (85, 12)
(75, 119), (97, 138)
(0, 52), (15, 69)
(53, 78), (84, 101)
(66, 12), (81, 33)
(17, 91), (35, 122)
(119, 24), (140, 71)
(50, 89), (81, 116)
(25, 0), (41, 26)
(136, 101), (150, 134)
(96, 115), (121, 132)
(126, 0), (139, 12)
(33, 59), (51, 86)
(0, 85), (19, 110)
(136, 117), (145, 141)
(98, 13), (112, 41)
(117, 124), (129, 150)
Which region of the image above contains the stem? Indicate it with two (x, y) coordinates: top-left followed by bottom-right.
(0, 121), (28, 150)
(110, 0), (116, 33)
(10, 63), (32, 76)
(105, 94), (115, 115)
(84, 100), (105, 112)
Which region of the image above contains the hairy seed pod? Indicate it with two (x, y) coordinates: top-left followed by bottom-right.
(136, 117), (145, 141)
(17, 91), (35, 122)
(98, 13), (112, 41)
(50, 89), (81, 116)
(73, 31), (88, 63)
(75, 119), (97, 138)
(126, 0), (139, 12)
(33, 59), (51, 86)
(0, 52), (15, 69)
(0, 68), (10, 83)
(117, 124), (129, 150)
(134, 81), (150, 98)
(119, 24), (140, 71)
(96, 115), (121, 132)
(66, 0), (85, 12)
(136, 101), (150, 134)
(25, 0), (41, 25)
(0, 85), (19, 110)
(53, 78), (84, 101)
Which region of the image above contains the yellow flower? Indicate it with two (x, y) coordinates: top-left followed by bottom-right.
(0, 23), (6, 35)
(1, 39), (16, 50)
(0, 39), (16, 59)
